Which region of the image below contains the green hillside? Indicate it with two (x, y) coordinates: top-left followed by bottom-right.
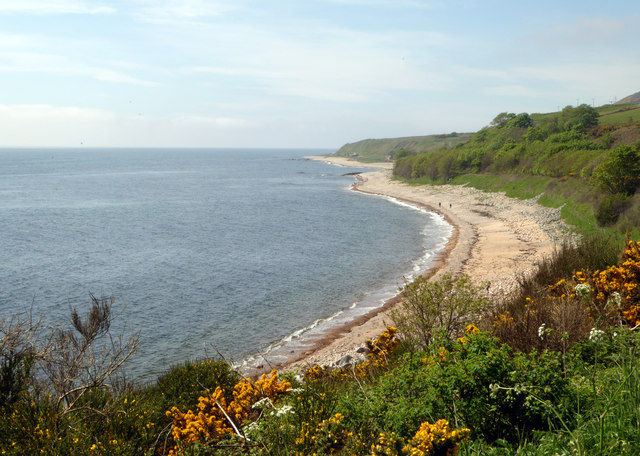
(598, 104), (640, 124)
(334, 133), (473, 162)
(393, 101), (640, 237)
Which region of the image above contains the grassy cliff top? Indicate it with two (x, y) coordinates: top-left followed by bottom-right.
(334, 132), (473, 162)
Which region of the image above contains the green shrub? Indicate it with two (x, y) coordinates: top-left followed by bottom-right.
(394, 149), (414, 160)
(595, 193), (631, 226)
(392, 274), (490, 349)
(339, 330), (573, 444)
(0, 350), (33, 409)
(147, 358), (239, 412)
(592, 145), (640, 196)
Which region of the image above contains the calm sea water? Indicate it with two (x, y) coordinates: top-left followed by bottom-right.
(0, 148), (450, 381)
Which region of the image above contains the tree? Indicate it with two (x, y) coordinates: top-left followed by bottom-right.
(507, 112), (534, 129)
(560, 104), (599, 131)
(391, 274), (490, 349)
(490, 112), (516, 128)
(0, 296), (138, 418)
(394, 149), (414, 160)
(593, 145), (640, 195)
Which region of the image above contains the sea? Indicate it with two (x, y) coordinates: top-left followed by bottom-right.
(0, 148), (451, 382)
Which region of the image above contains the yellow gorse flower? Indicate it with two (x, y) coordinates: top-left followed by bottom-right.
(166, 369), (290, 455)
(306, 326), (399, 380)
(371, 419), (469, 456)
(575, 240), (640, 326)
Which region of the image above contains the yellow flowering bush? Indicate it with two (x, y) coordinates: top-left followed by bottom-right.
(354, 326), (399, 376)
(456, 325), (479, 345)
(370, 431), (403, 455)
(493, 279), (593, 353)
(166, 386), (232, 446)
(370, 420), (469, 456)
(492, 310), (515, 329)
(294, 412), (350, 455)
(305, 326), (399, 381)
(229, 370), (292, 422)
(166, 370), (290, 454)
(574, 240), (640, 326)
(404, 420), (470, 456)
(365, 326), (399, 365)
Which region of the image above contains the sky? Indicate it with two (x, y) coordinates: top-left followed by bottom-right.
(0, 0), (638, 149)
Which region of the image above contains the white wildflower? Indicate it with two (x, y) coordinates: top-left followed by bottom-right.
(243, 421), (260, 436)
(574, 283), (590, 297)
(589, 328), (605, 342)
(538, 323), (547, 340)
(252, 397), (273, 410)
(276, 405), (295, 416)
(610, 292), (623, 308)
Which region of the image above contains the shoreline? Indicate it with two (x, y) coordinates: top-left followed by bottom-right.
(262, 155), (573, 374)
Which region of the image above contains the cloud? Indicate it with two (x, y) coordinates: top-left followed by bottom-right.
(127, 0), (457, 102)
(0, 104), (114, 146)
(535, 16), (638, 50)
(0, 32), (158, 86)
(87, 67), (159, 86)
(176, 114), (256, 129)
(0, 103), (111, 120)
(513, 63), (640, 97)
(483, 85), (546, 98)
(133, 0), (241, 23)
(454, 66), (509, 81)
(320, 0), (442, 7)
(179, 24), (453, 104)
(0, 0), (115, 15)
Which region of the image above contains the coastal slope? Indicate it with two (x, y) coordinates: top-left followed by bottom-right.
(287, 156), (572, 369)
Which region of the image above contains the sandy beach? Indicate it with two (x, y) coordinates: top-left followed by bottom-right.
(280, 155), (574, 372)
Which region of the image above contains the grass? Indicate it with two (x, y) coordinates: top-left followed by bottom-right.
(598, 106), (640, 125)
(335, 133), (473, 162)
(449, 174), (553, 199)
(446, 172), (640, 239)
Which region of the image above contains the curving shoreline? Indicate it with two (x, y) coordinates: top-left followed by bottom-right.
(274, 155), (573, 373)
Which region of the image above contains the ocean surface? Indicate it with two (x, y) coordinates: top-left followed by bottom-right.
(0, 148), (451, 381)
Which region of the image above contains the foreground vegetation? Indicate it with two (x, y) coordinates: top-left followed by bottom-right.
(2, 233), (640, 455)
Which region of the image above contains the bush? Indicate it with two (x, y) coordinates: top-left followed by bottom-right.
(593, 145), (640, 196)
(393, 149), (414, 160)
(392, 274), (490, 349)
(595, 193), (631, 226)
(393, 155), (416, 180)
(340, 330), (573, 444)
(491, 235), (621, 354)
(0, 297), (141, 455)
